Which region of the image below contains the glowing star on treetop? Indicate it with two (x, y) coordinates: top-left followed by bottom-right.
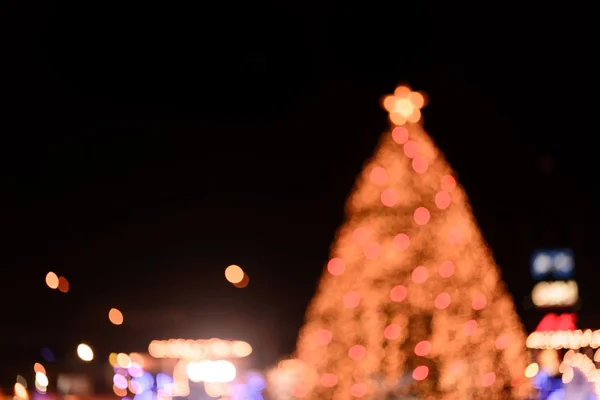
(382, 86), (426, 126)
(294, 85), (530, 399)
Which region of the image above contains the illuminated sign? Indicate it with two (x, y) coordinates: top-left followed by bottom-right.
(531, 280), (578, 308)
(531, 249), (574, 280)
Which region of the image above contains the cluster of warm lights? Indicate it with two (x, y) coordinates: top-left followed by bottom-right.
(294, 85), (529, 399)
(149, 338), (252, 361)
(45, 271), (69, 293)
(526, 329), (600, 350)
(225, 264), (250, 288)
(531, 280), (578, 308)
(560, 351), (600, 394)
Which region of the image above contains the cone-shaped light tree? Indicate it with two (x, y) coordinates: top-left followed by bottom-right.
(295, 86), (529, 399)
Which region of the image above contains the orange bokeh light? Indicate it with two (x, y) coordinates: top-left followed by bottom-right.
(233, 273), (249, 288)
(34, 362), (46, 374)
(58, 276), (69, 293)
(45, 272), (59, 289)
(109, 308), (124, 325)
(225, 265), (244, 284)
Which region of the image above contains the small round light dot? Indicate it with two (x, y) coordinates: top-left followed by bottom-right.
(315, 330), (333, 346)
(472, 294), (487, 310)
(392, 127), (409, 144)
(411, 266), (428, 283)
(390, 285), (407, 303)
(414, 341), (431, 356)
(343, 291), (361, 309)
(441, 175), (457, 192)
(349, 383), (367, 397)
(439, 261), (455, 278)
(464, 320), (477, 335)
(327, 258), (346, 276)
(412, 156), (428, 174)
(381, 188), (399, 207)
(413, 207), (431, 225)
(403, 141), (419, 158)
(482, 372), (496, 387)
(321, 373), (338, 388)
(384, 324), (402, 340)
(435, 191), (451, 209)
(352, 228), (370, 245)
(393, 233), (410, 251)
(369, 167), (388, 185)
(412, 366), (429, 381)
(435, 292), (451, 309)
(364, 242), (380, 259)
(348, 345), (367, 360)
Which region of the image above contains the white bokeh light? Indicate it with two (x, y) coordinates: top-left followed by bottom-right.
(186, 360), (236, 383)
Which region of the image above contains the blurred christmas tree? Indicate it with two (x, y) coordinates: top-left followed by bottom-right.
(295, 86), (529, 399)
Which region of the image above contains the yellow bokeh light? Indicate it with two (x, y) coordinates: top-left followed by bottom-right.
(77, 343), (94, 361)
(108, 308), (124, 325)
(117, 353), (131, 368)
(109, 353), (118, 366)
(45, 272), (58, 289)
(225, 265), (244, 284)
(524, 363), (539, 378)
(14, 382), (28, 399)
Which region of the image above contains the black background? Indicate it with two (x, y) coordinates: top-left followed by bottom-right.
(1, 0), (598, 390)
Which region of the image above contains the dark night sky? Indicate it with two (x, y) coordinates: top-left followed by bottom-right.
(1, 0), (598, 389)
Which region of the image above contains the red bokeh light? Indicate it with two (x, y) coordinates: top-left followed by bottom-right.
(384, 324), (401, 340)
(435, 191), (451, 209)
(413, 207), (430, 225)
(364, 242), (380, 259)
(348, 345), (367, 360)
(381, 188), (399, 207)
(343, 291), (361, 308)
(393, 233), (410, 251)
(414, 341), (431, 356)
(439, 260), (455, 278)
(327, 258), (345, 276)
(411, 266), (428, 283)
(441, 175), (456, 192)
(315, 329), (333, 346)
(390, 285), (407, 303)
(392, 127), (409, 144)
(403, 141), (419, 158)
(412, 365), (429, 381)
(435, 292), (451, 309)
(412, 155), (428, 174)
(370, 167), (388, 185)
